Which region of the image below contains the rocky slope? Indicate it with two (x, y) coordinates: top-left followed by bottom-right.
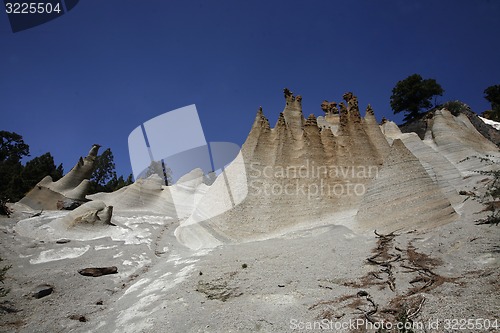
(399, 101), (500, 146)
(1, 90), (499, 333)
(177, 92), (499, 249)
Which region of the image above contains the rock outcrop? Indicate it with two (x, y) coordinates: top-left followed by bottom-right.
(176, 90), (500, 249)
(356, 139), (457, 232)
(62, 201), (113, 227)
(78, 266), (118, 277)
(399, 101), (500, 147)
(15, 90), (498, 252)
(19, 144), (101, 210)
(321, 100), (339, 115)
(177, 91), (407, 248)
(88, 169), (211, 219)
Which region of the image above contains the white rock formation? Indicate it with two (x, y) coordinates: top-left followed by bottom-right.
(176, 92), (476, 249)
(356, 139), (457, 232)
(19, 144), (101, 210)
(88, 169), (211, 219)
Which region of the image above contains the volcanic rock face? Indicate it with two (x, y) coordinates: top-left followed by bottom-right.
(19, 144), (101, 210)
(426, 110), (498, 172)
(356, 139), (457, 232)
(5, 90), (500, 333)
(15, 90), (499, 251)
(175, 91), (468, 248)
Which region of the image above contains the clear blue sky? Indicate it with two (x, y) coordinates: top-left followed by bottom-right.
(1, 0), (499, 178)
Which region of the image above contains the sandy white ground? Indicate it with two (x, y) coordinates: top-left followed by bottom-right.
(1, 108), (499, 332)
(0, 177), (498, 333)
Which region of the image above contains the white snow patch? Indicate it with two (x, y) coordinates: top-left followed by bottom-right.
(94, 245), (118, 251)
(113, 251), (124, 258)
(29, 245), (90, 264)
(479, 116), (500, 130)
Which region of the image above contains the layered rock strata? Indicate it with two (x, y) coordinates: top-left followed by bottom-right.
(19, 145), (101, 210)
(177, 90), (429, 247)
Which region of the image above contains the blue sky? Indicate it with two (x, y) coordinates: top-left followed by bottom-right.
(1, 0), (499, 178)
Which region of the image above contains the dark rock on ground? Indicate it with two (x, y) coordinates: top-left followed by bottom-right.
(78, 266), (118, 277)
(31, 284), (53, 299)
(69, 315), (87, 322)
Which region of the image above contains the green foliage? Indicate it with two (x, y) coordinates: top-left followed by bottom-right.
(89, 148), (116, 193)
(0, 131), (29, 164)
(460, 155), (499, 226)
(0, 131), (133, 201)
(89, 148), (134, 193)
(104, 174), (134, 192)
(23, 153), (63, 184)
(390, 74), (444, 122)
(483, 84), (500, 121)
(1, 132), (63, 203)
(0, 162), (23, 203)
(440, 100), (469, 116)
(476, 166), (500, 226)
(0, 153), (63, 202)
(0, 257), (11, 297)
(19, 152), (63, 196)
(144, 160), (173, 186)
(0, 131), (29, 203)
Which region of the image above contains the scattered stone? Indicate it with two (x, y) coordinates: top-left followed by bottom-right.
(66, 201), (114, 227)
(0, 200), (12, 217)
(321, 100), (339, 115)
(196, 279), (242, 302)
(32, 284), (54, 299)
(69, 314), (87, 322)
(57, 199), (83, 210)
(0, 301), (20, 313)
(357, 290), (369, 297)
(78, 266), (118, 277)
